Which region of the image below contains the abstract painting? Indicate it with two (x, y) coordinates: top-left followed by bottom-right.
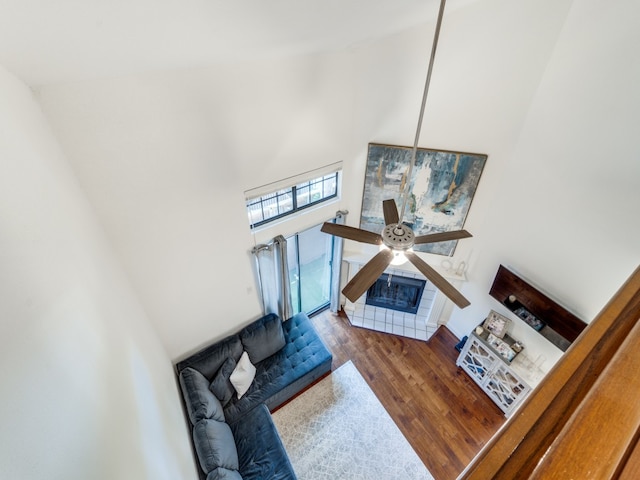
(359, 143), (487, 256)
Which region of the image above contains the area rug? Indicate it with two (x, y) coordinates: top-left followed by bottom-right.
(272, 361), (434, 480)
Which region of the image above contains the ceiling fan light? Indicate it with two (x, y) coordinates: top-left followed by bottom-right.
(390, 250), (409, 265)
(380, 243), (410, 265)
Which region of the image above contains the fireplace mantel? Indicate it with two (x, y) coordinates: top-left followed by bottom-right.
(341, 253), (466, 341)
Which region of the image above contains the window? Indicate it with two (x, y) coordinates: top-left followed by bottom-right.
(247, 171), (339, 228)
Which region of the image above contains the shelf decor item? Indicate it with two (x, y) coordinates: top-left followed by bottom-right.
(487, 333), (517, 362)
(512, 341), (524, 353)
(483, 310), (511, 338)
(513, 306), (545, 331)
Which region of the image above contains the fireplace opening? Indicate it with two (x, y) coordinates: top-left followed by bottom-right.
(365, 273), (427, 314)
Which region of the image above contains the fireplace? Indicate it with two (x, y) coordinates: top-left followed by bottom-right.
(343, 256), (463, 341)
(365, 273), (427, 315)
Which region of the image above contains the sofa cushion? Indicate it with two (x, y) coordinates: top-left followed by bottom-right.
(209, 357), (236, 407)
(230, 404), (297, 480)
(193, 419), (239, 474)
(229, 352), (256, 399)
(240, 313), (286, 364)
(177, 334), (244, 380)
(223, 312), (333, 424)
(206, 467), (243, 480)
(179, 367), (225, 425)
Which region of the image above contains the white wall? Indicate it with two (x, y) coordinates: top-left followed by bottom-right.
(445, 0), (640, 367)
(333, 0), (639, 367)
(37, 0), (640, 369)
(37, 54), (357, 360)
(0, 66), (195, 479)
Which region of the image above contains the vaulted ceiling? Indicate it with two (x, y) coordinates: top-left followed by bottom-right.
(0, 0), (479, 86)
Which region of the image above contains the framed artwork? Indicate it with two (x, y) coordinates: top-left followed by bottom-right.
(483, 310), (511, 339)
(359, 143), (487, 256)
(487, 333), (517, 362)
(514, 306), (545, 331)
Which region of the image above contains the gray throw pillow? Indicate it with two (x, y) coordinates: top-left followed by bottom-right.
(240, 313), (286, 364)
(179, 367), (225, 425)
(206, 467), (243, 480)
(193, 419), (239, 474)
(209, 357), (236, 406)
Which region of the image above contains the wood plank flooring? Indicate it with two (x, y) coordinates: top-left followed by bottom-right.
(309, 309), (506, 480)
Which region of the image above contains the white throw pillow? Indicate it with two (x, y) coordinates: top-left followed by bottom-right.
(229, 351), (257, 399)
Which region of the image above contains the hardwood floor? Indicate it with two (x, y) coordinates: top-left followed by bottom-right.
(309, 309), (506, 480)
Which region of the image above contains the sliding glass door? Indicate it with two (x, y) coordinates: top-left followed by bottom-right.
(287, 223), (334, 315)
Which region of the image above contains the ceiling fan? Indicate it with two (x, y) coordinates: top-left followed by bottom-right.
(321, 0), (472, 309)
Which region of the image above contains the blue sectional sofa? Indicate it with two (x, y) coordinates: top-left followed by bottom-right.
(176, 312), (332, 480)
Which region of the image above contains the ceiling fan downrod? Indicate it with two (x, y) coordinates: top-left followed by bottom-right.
(319, 0), (472, 309)
(397, 0), (448, 226)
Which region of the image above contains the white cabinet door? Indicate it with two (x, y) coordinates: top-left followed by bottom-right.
(484, 363), (531, 415)
(457, 335), (499, 386)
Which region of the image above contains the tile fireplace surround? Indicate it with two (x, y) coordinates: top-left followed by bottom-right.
(342, 254), (466, 341)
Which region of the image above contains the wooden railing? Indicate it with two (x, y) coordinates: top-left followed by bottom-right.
(460, 266), (640, 479)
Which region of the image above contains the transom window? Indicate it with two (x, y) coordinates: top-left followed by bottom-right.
(247, 171), (339, 228)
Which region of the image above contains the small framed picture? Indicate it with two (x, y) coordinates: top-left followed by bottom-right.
(487, 333), (517, 361)
(483, 310), (511, 338)
(514, 306), (545, 331)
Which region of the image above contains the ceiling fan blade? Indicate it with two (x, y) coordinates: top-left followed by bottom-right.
(382, 199), (399, 225)
(321, 222), (382, 245)
(405, 251), (471, 309)
(342, 249), (394, 302)
(414, 229), (472, 245)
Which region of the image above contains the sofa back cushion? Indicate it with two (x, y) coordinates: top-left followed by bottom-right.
(179, 367), (225, 425)
(240, 313), (286, 364)
(193, 419), (239, 474)
(209, 357), (236, 406)
(177, 334), (243, 380)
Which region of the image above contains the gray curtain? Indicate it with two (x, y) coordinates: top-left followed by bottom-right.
(329, 210), (348, 312)
(252, 235), (293, 320)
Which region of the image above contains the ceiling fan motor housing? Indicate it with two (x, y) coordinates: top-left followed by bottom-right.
(382, 223), (415, 251)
